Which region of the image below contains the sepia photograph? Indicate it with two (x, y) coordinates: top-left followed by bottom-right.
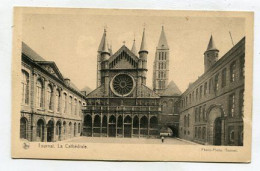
(12, 7), (253, 162)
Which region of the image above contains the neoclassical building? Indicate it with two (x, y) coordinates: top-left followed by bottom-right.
(20, 42), (85, 142)
(82, 27), (181, 138)
(178, 36), (245, 146)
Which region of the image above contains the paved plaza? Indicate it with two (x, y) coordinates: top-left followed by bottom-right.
(64, 137), (198, 145)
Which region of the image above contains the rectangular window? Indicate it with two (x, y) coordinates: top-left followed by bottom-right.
(209, 78), (212, 94)
(204, 82), (207, 95)
(192, 91), (194, 101)
(230, 61), (236, 82)
(200, 85), (203, 98)
(239, 89), (244, 117)
(199, 106), (202, 122)
(229, 93), (235, 117)
(189, 94), (191, 104)
(215, 73), (219, 91)
(228, 126), (235, 145)
(195, 108), (198, 122)
(202, 105), (205, 121)
(240, 55), (245, 78)
(222, 68), (227, 87)
(196, 88), (198, 100)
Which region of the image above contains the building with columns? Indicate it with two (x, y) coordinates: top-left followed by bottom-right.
(20, 42), (85, 142)
(178, 36), (245, 146)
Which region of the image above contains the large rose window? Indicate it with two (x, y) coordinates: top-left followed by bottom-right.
(110, 74), (135, 97)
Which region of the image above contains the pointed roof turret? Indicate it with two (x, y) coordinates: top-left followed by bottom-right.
(206, 35), (219, 51)
(101, 29), (110, 55)
(139, 28), (148, 54)
(131, 39), (137, 56)
(157, 26), (169, 49)
(98, 29), (106, 52)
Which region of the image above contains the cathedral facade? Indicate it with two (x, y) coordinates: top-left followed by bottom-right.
(82, 27), (181, 138)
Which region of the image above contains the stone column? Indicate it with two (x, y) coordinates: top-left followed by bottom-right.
(122, 114), (125, 138)
(107, 114), (109, 137)
(44, 126), (47, 142)
(53, 123), (56, 142)
(221, 118), (225, 145)
(100, 113), (102, 137)
(148, 115), (150, 137)
(61, 124), (64, 141)
(138, 119), (140, 138)
(31, 124), (36, 142)
(115, 115), (118, 138)
(131, 115), (133, 138)
(91, 114), (94, 137)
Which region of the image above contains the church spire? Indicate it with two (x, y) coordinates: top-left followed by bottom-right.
(157, 26), (169, 49)
(139, 28), (148, 54)
(206, 35), (218, 51)
(131, 38), (137, 56)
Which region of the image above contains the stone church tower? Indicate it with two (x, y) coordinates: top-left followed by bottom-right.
(204, 35), (219, 72)
(153, 26), (170, 95)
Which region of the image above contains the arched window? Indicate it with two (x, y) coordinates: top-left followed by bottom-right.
(21, 70), (29, 105)
(78, 101), (81, 115)
(63, 93), (67, 113)
(56, 89), (61, 113)
(162, 101), (167, 111)
(36, 79), (43, 108)
(202, 127), (206, 139)
(78, 123), (81, 133)
(150, 116), (158, 128)
(74, 99), (77, 115)
(184, 115), (187, 127)
(198, 127), (201, 139)
(187, 114), (190, 127)
(46, 85), (53, 110)
(69, 96), (72, 114)
(20, 117), (27, 139)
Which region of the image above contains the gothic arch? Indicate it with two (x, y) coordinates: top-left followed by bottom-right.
(84, 115), (92, 127)
(124, 115), (132, 124)
(94, 115), (101, 127)
(109, 115), (116, 124)
(150, 116), (158, 128)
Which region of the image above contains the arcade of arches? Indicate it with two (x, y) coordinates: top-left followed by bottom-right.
(20, 116), (82, 142)
(83, 114), (159, 138)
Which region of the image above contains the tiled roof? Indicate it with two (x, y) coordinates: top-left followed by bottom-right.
(161, 81), (182, 96)
(22, 42), (83, 96)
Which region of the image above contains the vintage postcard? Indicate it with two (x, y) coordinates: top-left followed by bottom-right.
(12, 7), (253, 162)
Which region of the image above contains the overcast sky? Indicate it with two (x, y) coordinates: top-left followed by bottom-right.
(22, 9), (245, 92)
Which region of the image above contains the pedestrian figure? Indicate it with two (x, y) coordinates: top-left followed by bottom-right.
(161, 136), (164, 143)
